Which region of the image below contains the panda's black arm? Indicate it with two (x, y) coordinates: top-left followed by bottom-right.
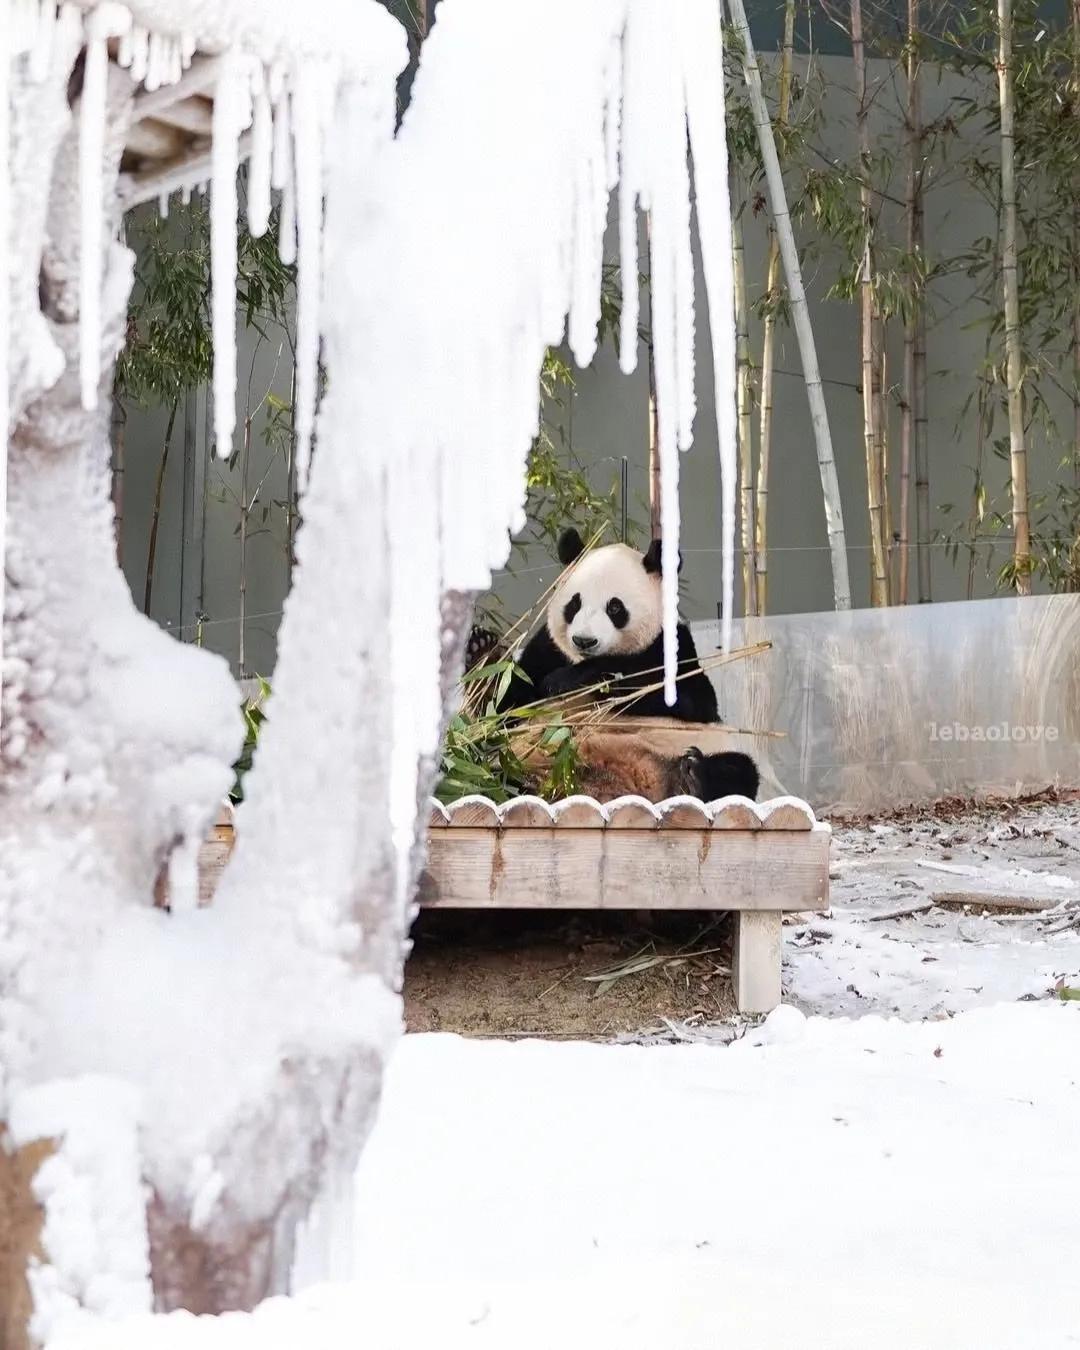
(542, 625), (720, 723)
(498, 624), (568, 711)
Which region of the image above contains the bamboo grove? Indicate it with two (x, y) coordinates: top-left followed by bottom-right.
(726, 0), (1080, 611)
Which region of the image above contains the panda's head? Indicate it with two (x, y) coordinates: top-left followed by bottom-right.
(546, 529), (675, 662)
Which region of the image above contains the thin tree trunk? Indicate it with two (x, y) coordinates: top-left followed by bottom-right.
(997, 0), (1031, 593)
(851, 0), (889, 607)
(732, 201), (756, 614)
(726, 0), (852, 611)
(239, 412), (252, 677)
(143, 398), (179, 616)
(112, 398), (126, 567)
(754, 0), (795, 617)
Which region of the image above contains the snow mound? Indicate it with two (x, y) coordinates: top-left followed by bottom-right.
(40, 1004), (1080, 1349)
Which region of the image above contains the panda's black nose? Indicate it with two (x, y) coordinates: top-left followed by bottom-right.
(573, 635), (598, 652)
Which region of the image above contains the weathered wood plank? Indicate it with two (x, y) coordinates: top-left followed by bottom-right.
(759, 800), (816, 831)
(423, 828), (829, 912)
(710, 799), (761, 830)
(499, 796), (554, 828)
(550, 797), (607, 828)
(657, 798), (712, 830)
(605, 797), (660, 829)
(732, 910), (783, 1012)
(446, 796), (500, 828)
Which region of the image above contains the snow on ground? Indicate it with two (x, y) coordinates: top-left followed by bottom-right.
(787, 799), (1080, 1019)
(33, 798), (1080, 1350)
(58, 1003), (1080, 1349)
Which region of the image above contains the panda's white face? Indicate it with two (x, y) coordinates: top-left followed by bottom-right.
(546, 543), (663, 662)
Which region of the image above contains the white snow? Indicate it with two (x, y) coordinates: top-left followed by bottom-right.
(78, 7), (132, 413)
(787, 801), (1080, 1019)
(209, 49), (252, 458)
(8, 1076), (152, 1343)
(40, 1004), (1080, 1349)
(289, 60), (327, 490)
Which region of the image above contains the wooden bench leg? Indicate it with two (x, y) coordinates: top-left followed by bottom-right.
(733, 910), (782, 1014)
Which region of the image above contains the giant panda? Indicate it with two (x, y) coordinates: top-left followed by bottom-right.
(490, 528), (759, 803)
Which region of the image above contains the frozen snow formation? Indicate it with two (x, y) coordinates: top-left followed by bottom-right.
(2, 0), (741, 1327)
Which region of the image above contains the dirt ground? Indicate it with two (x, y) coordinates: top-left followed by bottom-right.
(404, 910), (738, 1038)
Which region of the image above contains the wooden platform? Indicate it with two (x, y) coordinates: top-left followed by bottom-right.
(198, 793), (830, 1015)
(422, 793), (830, 1014)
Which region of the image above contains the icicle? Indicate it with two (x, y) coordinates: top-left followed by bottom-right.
(617, 5), (643, 376)
(210, 51), (253, 458)
(291, 63), (327, 489)
(603, 33), (622, 191)
(158, 191), (169, 218)
(129, 25), (148, 84)
(678, 0), (737, 659)
(180, 182), (191, 206)
(144, 30), (162, 92)
(116, 26), (133, 70)
(28, 0), (56, 82)
(168, 36), (182, 87)
(247, 68), (272, 239)
(180, 31), (195, 69)
(272, 85), (297, 263)
(79, 4), (133, 413)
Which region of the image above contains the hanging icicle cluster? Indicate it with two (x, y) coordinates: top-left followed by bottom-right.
(302, 0), (740, 854)
(4, 0), (740, 859)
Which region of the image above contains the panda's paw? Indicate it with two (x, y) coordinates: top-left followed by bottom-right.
(541, 666), (585, 698)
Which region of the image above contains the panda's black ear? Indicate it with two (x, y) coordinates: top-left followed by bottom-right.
(557, 528), (585, 565)
(643, 538), (683, 575)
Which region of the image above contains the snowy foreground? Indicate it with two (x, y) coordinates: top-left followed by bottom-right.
(57, 1002), (1080, 1350)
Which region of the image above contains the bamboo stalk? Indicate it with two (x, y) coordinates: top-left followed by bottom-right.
(968, 191), (1002, 600)
(909, 0), (931, 603)
(643, 213), (662, 539)
(1073, 0), (1080, 504)
(754, 0), (796, 617)
(726, 0), (852, 612)
(851, 0), (889, 607)
(732, 200), (757, 615)
(996, 0), (1031, 594)
(880, 339), (892, 601)
(111, 398), (126, 568)
(913, 282), (930, 601)
(143, 398), (179, 616)
(898, 0), (920, 605)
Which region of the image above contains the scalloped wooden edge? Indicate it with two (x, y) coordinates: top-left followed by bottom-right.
(429, 793), (824, 831)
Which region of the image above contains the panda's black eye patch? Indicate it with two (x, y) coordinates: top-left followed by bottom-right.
(606, 597), (629, 629)
(563, 593), (582, 624)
